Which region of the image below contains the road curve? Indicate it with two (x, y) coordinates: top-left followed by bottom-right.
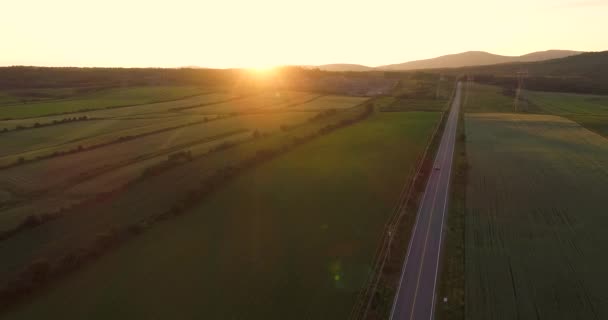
(390, 82), (462, 320)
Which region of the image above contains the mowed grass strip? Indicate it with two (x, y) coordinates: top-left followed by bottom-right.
(2, 112), (439, 319)
(464, 113), (608, 320)
(0, 86), (209, 119)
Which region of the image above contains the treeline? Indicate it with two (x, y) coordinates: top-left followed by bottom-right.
(447, 51), (608, 94)
(0, 116), (91, 134)
(0, 66), (332, 90)
(0, 66), (402, 96)
(470, 74), (608, 95)
(0, 103), (374, 313)
(0, 67), (238, 90)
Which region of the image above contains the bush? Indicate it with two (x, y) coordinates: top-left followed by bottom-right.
(26, 260), (51, 283)
(21, 215), (42, 228)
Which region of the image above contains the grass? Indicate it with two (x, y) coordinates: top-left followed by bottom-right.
(182, 91), (320, 114)
(1, 111), (440, 319)
(393, 77), (454, 100)
(0, 106), (373, 286)
(463, 83), (521, 113)
(524, 90), (608, 137)
(0, 92), (236, 131)
(525, 90), (608, 116)
(0, 117), (202, 160)
(290, 95), (368, 111)
(0, 86), (209, 119)
(566, 115), (608, 137)
(0, 88), (81, 106)
(380, 98), (447, 112)
(0, 112), (312, 205)
(464, 113), (608, 319)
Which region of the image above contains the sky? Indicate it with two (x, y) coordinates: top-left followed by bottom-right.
(1, 0), (607, 68)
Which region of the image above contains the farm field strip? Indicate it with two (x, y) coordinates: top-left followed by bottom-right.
(523, 90), (608, 138)
(0, 116), (218, 161)
(0, 92), (236, 130)
(288, 95), (369, 111)
(0, 112), (313, 196)
(1, 111), (441, 319)
(464, 113), (608, 320)
(0, 88), (88, 107)
(0, 86), (212, 119)
(380, 98), (447, 112)
(181, 91), (322, 114)
(463, 83), (521, 113)
(0, 131), (254, 234)
(0, 104), (375, 289)
(66, 131), (254, 196)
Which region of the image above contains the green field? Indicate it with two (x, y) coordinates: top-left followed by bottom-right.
(0, 92), (237, 131)
(2, 111), (440, 319)
(0, 112), (314, 223)
(182, 91), (320, 114)
(392, 76), (454, 100)
(525, 90), (608, 116)
(463, 83), (520, 113)
(567, 114), (608, 137)
(0, 88), (81, 106)
(290, 95), (368, 111)
(464, 113), (608, 319)
(525, 90), (608, 137)
(380, 98), (447, 112)
(0, 86), (209, 119)
(0, 105), (374, 287)
(0, 117), (206, 160)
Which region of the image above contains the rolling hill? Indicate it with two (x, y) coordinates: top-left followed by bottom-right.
(316, 64), (374, 72)
(450, 51), (608, 94)
(447, 51), (607, 76)
(379, 50), (581, 71)
(316, 50), (582, 72)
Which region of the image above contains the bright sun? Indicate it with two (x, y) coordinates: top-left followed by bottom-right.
(246, 65), (278, 79)
(248, 65), (277, 73)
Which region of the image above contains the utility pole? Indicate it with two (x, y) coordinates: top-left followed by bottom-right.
(514, 69), (528, 112)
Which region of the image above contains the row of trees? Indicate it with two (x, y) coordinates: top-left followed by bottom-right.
(0, 116), (90, 134)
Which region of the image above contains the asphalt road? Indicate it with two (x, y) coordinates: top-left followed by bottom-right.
(390, 82), (462, 320)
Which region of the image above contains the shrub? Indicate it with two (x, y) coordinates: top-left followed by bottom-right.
(21, 215), (42, 228)
(26, 260), (51, 283)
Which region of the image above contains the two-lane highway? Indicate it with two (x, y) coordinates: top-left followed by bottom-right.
(390, 82), (462, 320)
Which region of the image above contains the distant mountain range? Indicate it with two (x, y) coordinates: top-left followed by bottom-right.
(317, 50), (582, 72)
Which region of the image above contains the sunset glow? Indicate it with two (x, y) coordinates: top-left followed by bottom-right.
(1, 0), (608, 68)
